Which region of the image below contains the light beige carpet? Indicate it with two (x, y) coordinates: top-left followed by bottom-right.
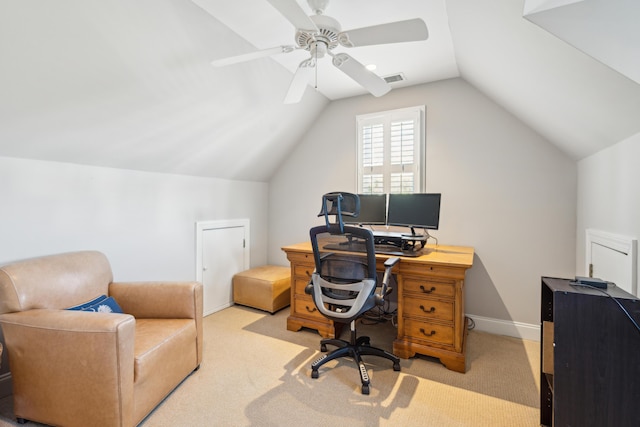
(0, 306), (540, 426)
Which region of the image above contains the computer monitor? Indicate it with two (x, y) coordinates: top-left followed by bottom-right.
(343, 194), (387, 225)
(387, 193), (441, 231)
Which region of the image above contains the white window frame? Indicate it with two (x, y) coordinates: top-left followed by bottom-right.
(356, 105), (426, 194)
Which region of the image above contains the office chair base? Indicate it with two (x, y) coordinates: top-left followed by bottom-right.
(310, 336), (401, 394)
(320, 336), (370, 352)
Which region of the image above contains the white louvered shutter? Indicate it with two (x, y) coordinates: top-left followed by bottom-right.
(357, 106), (424, 194)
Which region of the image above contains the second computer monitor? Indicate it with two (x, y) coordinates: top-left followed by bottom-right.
(387, 193), (441, 230)
(344, 194), (387, 225)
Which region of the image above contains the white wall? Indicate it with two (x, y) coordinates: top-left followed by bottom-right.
(268, 78), (577, 334)
(577, 132), (640, 278)
(0, 156), (269, 280)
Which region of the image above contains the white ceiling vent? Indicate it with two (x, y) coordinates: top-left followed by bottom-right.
(383, 73), (406, 83)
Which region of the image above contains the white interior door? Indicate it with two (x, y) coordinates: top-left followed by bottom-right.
(197, 220), (250, 316)
(591, 243), (627, 288)
(586, 229), (637, 296)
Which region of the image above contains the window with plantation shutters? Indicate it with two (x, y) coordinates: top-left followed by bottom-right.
(356, 106), (425, 194)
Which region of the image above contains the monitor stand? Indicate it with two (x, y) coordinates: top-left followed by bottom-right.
(323, 229), (433, 258)
(371, 229), (430, 257)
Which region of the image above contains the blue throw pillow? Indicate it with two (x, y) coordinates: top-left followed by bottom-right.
(82, 297), (123, 314)
(66, 295), (108, 311)
(66, 295), (123, 314)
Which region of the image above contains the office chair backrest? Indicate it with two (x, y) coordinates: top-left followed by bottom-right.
(309, 192), (379, 322)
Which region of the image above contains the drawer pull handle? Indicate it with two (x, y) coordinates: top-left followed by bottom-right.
(420, 285), (436, 294)
(420, 305), (436, 314)
(305, 306), (317, 313)
(305, 270), (311, 277)
(420, 328), (436, 337)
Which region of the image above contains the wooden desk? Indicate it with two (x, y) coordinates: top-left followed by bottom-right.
(282, 242), (474, 373)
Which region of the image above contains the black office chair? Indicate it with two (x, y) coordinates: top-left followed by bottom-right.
(305, 192), (400, 394)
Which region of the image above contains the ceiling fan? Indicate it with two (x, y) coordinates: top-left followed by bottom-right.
(208, 0), (429, 104)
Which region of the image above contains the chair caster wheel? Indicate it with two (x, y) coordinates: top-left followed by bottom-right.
(311, 369), (319, 379)
(17, 418), (27, 424)
(393, 362), (401, 371)
(362, 385), (370, 395)
(320, 344), (327, 352)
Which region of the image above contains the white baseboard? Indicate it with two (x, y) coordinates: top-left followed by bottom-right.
(466, 313), (540, 342)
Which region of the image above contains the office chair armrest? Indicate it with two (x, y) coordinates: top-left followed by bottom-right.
(379, 257), (400, 303)
(384, 257), (401, 269)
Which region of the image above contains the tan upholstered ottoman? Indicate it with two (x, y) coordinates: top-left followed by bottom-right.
(233, 265), (291, 313)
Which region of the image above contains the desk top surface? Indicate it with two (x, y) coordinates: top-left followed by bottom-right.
(282, 241), (474, 269)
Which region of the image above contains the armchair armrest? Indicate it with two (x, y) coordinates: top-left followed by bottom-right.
(110, 281), (204, 366)
(109, 281), (203, 319)
(0, 309), (136, 426)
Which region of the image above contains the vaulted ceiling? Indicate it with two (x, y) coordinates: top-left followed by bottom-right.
(1, 0), (639, 181)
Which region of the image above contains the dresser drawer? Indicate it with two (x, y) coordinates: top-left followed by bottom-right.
(403, 297), (454, 322)
(400, 263), (467, 280)
(404, 318), (454, 346)
(293, 263), (314, 280)
(293, 277), (313, 296)
(293, 295), (325, 321)
(403, 277), (455, 298)
(287, 251), (315, 267)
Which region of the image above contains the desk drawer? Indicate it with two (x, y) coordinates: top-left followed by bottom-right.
(293, 295), (325, 321)
(287, 251), (315, 267)
(404, 318), (454, 346)
(403, 298), (454, 322)
(403, 277), (455, 298)
(293, 263), (314, 280)
(293, 277), (313, 295)
(400, 263), (467, 280)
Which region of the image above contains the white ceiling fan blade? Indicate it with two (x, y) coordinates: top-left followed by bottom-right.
(331, 53), (391, 97)
(338, 18), (429, 48)
(211, 45), (296, 67)
(284, 58), (315, 104)
(265, 0), (318, 33)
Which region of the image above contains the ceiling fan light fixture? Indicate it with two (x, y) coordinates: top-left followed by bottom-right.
(310, 41), (328, 58)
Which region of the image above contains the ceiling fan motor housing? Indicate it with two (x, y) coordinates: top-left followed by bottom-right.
(296, 14), (341, 54)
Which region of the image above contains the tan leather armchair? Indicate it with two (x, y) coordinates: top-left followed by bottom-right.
(0, 251), (203, 427)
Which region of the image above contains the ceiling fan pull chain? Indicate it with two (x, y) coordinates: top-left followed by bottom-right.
(315, 46), (318, 89)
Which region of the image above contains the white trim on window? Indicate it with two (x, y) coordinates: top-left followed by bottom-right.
(356, 105), (425, 194)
